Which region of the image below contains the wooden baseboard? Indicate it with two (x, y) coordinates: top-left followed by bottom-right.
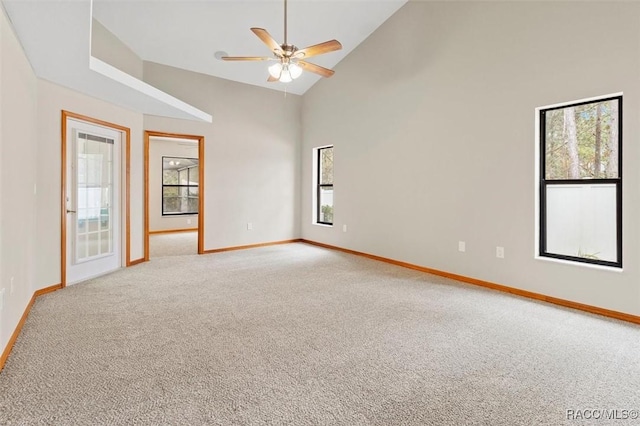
(0, 296), (35, 372)
(149, 228), (198, 235)
(128, 258), (146, 266)
(203, 239), (303, 254)
(34, 283), (63, 297)
(0, 283), (62, 372)
(301, 239), (640, 325)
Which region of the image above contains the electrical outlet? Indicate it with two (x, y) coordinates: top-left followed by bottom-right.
(0, 288), (5, 312)
(247, 222), (253, 230)
(187, 219), (191, 225)
(458, 241), (466, 252)
(343, 224), (347, 232)
(496, 246), (505, 259)
(10, 277), (14, 294)
(33, 184), (37, 195)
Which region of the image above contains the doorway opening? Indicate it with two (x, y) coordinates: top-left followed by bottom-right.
(144, 131), (205, 259)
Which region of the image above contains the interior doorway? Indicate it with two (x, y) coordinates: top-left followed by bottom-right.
(144, 131), (205, 259)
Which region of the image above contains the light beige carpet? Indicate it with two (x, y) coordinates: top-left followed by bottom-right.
(149, 231), (197, 258)
(1, 243), (639, 425)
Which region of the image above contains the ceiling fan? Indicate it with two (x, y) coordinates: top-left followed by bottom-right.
(221, 0), (342, 83)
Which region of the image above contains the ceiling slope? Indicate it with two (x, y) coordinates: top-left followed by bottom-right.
(2, 0), (407, 109)
(2, 0), (212, 122)
(89, 0), (408, 95)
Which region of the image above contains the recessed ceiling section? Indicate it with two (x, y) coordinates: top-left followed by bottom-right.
(3, 0), (407, 105)
(2, 0), (212, 122)
(91, 0), (408, 95)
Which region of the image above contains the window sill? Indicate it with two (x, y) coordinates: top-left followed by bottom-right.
(535, 256), (623, 273)
(313, 223), (333, 228)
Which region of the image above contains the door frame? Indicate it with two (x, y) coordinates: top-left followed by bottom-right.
(144, 131), (205, 260)
(61, 110), (132, 288)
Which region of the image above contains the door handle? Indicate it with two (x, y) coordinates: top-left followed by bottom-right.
(66, 209), (76, 213)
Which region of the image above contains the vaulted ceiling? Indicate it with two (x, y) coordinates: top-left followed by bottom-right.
(2, 0), (407, 119)
(93, 0), (407, 95)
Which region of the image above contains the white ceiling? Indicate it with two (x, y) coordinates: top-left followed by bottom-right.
(92, 0), (407, 95)
(1, 0), (406, 120)
(3, 0), (212, 121)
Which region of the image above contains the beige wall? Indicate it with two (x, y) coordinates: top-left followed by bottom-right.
(36, 80), (145, 287)
(143, 62), (302, 250)
(149, 138), (199, 232)
(301, 1), (640, 316)
(0, 6), (38, 354)
(91, 19), (143, 80)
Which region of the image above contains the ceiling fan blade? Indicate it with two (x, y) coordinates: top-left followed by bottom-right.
(298, 61), (335, 78)
(294, 40), (342, 59)
(221, 56), (272, 61)
(267, 75), (279, 82)
(251, 28), (283, 55)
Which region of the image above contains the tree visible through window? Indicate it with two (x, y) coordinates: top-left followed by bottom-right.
(317, 147), (333, 225)
(162, 157), (199, 215)
(540, 96), (622, 267)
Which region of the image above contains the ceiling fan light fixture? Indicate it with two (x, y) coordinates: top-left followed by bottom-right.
(268, 62), (283, 78)
(279, 64), (293, 83)
(289, 63), (303, 79)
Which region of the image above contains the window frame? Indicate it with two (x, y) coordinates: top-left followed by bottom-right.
(539, 95), (622, 268)
(316, 146), (334, 226)
(161, 156), (199, 216)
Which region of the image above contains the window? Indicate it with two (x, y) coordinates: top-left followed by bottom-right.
(539, 95), (622, 267)
(162, 156), (199, 215)
(317, 146), (334, 225)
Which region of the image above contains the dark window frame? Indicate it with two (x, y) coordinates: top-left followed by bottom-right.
(317, 146), (334, 225)
(162, 156), (199, 216)
(539, 95), (622, 268)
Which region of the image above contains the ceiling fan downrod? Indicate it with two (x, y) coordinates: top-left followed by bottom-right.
(284, 0), (288, 45)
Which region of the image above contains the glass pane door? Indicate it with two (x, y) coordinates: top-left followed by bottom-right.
(74, 132), (114, 263)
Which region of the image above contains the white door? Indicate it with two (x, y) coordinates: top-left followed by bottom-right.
(66, 119), (121, 285)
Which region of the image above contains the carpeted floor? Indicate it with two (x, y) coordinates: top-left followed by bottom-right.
(1, 243), (639, 425)
(149, 231), (198, 258)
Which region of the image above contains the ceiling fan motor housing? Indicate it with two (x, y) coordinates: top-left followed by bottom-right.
(280, 44), (298, 57)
